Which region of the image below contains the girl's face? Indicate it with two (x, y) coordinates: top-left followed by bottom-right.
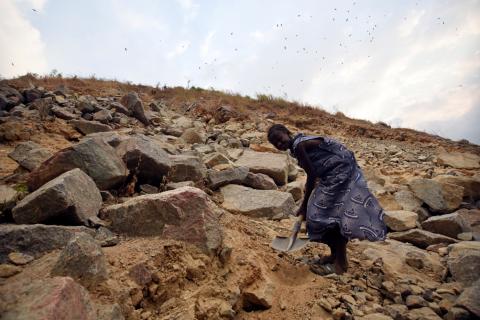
(271, 131), (291, 151)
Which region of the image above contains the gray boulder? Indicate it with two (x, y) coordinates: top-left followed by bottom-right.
(389, 229), (457, 249)
(101, 187), (223, 253)
(0, 224), (95, 263)
(180, 128), (206, 144)
(0, 185), (19, 212)
(447, 241), (480, 285)
(220, 184), (295, 219)
(207, 167), (249, 190)
(384, 210), (418, 231)
(93, 109), (113, 124)
(120, 92), (149, 126)
(115, 134), (171, 185)
(28, 137), (128, 191)
(51, 106), (78, 120)
(243, 172), (278, 190)
(8, 141), (53, 171)
(421, 212), (469, 239)
(13, 169), (102, 225)
(168, 154), (207, 182)
(454, 279), (480, 318)
(408, 178), (463, 213)
(71, 119), (112, 135)
(235, 150), (289, 185)
(51, 232), (108, 287)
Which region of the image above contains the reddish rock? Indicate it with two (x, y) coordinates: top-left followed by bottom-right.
(0, 277), (95, 320)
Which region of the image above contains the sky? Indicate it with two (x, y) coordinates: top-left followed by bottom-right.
(1, 0), (479, 144)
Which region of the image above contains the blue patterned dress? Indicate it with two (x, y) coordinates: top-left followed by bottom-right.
(290, 133), (387, 242)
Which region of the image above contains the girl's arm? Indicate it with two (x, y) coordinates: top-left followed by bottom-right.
(295, 139), (322, 216)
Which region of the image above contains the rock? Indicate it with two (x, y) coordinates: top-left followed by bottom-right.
(0, 185), (19, 211)
(394, 190), (423, 212)
(358, 314), (393, 320)
(51, 106), (77, 120)
(421, 212), (468, 239)
(101, 187), (223, 253)
(28, 137), (128, 191)
(454, 279), (480, 318)
(220, 184), (295, 219)
(168, 154), (207, 182)
(8, 252), (34, 265)
(358, 239), (445, 280)
(384, 210), (418, 231)
(447, 241), (480, 285)
(0, 85), (23, 110)
(92, 109), (112, 124)
(0, 264), (22, 278)
(235, 150), (289, 185)
(0, 224), (95, 263)
(51, 232), (108, 287)
(115, 134), (171, 185)
(120, 92), (150, 126)
(203, 152), (231, 168)
(165, 181), (195, 190)
(0, 276), (95, 320)
(225, 148), (244, 161)
(71, 119), (112, 135)
(180, 128), (206, 144)
(207, 167), (249, 190)
(22, 88), (43, 103)
(128, 263), (152, 286)
(94, 226), (119, 247)
(437, 151), (480, 169)
(214, 105), (237, 123)
(389, 229), (457, 249)
(445, 307), (472, 320)
(243, 172), (278, 190)
(139, 184), (158, 194)
(383, 304), (408, 320)
(8, 141), (53, 171)
(406, 295), (428, 309)
(242, 280), (274, 310)
(407, 307), (442, 320)
(408, 178), (464, 213)
(455, 209), (480, 240)
(285, 180), (304, 201)
(457, 232), (473, 241)
(13, 169), (102, 225)
(434, 175), (480, 200)
(95, 303), (125, 320)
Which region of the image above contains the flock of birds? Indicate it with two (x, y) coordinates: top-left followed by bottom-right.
(15, 2), (451, 98)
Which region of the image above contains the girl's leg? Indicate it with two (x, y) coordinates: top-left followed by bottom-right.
(333, 233), (348, 274)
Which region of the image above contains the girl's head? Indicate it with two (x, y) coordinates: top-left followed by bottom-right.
(268, 124), (292, 151)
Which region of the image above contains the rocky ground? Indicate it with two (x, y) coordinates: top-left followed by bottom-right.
(0, 76), (479, 320)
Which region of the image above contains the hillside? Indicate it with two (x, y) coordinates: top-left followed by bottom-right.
(0, 75), (479, 320)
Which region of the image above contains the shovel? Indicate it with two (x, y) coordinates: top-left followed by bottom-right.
(271, 214), (309, 252)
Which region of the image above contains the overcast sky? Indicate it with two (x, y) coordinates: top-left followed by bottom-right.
(1, 0), (479, 144)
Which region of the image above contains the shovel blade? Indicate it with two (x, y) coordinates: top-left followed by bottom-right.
(270, 236), (309, 252)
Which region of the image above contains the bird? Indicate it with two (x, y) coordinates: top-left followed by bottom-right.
(11, 62), (14, 66)
(124, 47), (128, 53)
(32, 8), (37, 12)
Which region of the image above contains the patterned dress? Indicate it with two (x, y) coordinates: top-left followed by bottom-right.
(290, 133), (387, 242)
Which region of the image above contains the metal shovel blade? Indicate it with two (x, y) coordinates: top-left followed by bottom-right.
(270, 235), (309, 252)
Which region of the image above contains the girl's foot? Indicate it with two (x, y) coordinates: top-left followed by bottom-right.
(309, 263), (335, 276)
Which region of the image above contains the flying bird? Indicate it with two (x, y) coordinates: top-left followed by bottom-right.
(32, 8), (37, 12)
(124, 47), (128, 53)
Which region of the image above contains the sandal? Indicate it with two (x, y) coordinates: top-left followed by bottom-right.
(309, 263), (335, 276)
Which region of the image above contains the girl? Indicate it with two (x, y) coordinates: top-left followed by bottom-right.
(268, 124), (387, 275)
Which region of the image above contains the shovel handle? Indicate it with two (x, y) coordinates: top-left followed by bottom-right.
(291, 214), (305, 234)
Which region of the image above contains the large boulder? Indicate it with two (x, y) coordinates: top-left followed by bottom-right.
(51, 233), (108, 287)
(8, 141), (53, 171)
(388, 229), (457, 249)
(437, 151), (480, 169)
(168, 154), (207, 182)
(180, 128), (206, 144)
(120, 92), (149, 126)
(433, 175), (480, 200)
(101, 187), (223, 253)
(447, 241), (480, 285)
(13, 169), (102, 225)
(358, 239), (445, 281)
(455, 279), (480, 318)
(243, 172), (278, 190)
(421, 212), (469, 239)
(28, 137), (128, 191)
(0, 224), (95, 263)
(0, 277), (95, 320)
(115, 134), (171, 185)
(0, 185), (19, 212)
(408, 178), (463, 213)
(220, 184), (295, 219)
(207, 167), (249, 190)
(384, 210), (418, 231)
(0, 85), (23, 110)
(235, 150), (289, 185)
(71, 119), (112, 135)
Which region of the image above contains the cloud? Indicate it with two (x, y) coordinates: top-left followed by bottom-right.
(176, 0), (199, 23)
(0, 0), (48, 78)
